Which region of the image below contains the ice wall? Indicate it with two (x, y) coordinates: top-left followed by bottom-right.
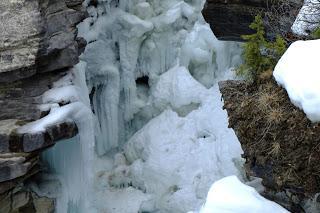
(78, 0), (242, 155)
(42, 0), (245, 212)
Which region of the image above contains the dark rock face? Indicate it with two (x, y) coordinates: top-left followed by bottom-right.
(219, 77), (320, 212)
(203, 0), (303, 41)
(0, 0), (86, 209)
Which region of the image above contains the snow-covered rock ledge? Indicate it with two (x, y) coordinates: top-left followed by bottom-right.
(0, 69), (85, 201)
(0, 71), (80, 154)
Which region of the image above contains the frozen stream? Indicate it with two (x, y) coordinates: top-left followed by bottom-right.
(30, 0), (286, 212)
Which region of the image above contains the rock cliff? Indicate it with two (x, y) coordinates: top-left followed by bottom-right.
(0, 0), (86, 82)
(0, 0), (86, 212)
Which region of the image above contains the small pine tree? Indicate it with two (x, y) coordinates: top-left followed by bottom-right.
(237, 15), (287, 82)
(266, 35), (287, 68)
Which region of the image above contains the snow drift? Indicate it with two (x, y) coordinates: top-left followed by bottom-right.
(199, 176), (289, 213)
(274, 39), (320, 122)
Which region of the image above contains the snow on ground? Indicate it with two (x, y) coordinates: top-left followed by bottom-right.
(292, 0), (320, 36)
(273, 39), (320, 122)
(199, 176), (289, 213)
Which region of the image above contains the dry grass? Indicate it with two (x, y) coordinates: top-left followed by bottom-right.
(221, 78), (320, 197)
(266, 107), (285, 124)
(258, 92), (279, 110)
(258, 69), (273, 82)
(268, 142), (281, 157)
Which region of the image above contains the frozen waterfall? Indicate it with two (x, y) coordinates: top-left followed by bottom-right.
(40, 0), (247, 212)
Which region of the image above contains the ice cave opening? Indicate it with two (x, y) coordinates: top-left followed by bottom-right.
(31, 0), (286, 212)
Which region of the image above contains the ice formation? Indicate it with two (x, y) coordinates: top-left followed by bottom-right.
(77, 0), (243, 155)
(122, 67), (243, 212)
(199, 176), (289, 213)
(30, 0), (288, 212)
(274, 39), (320, 122)
(292, 0), (320, 36)
(20, 62), (96, 212)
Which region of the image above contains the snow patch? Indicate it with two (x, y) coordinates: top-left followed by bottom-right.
(199, 176), (289, 213)
(274, 39), (320, 122)
(18, 63), (91, 134)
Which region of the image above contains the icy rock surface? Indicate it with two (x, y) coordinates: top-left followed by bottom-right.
(199, 176), (289, 213)
(274, 39), (320, 122)
(39, 62), (96, 212)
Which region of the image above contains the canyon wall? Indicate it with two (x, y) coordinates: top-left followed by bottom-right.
(0, 0), (86, 212)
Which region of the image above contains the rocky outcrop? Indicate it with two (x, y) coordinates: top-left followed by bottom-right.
(219, 76), (320, 212)
(0, 0), (86, 83)
(0, 0), (86, 210)
(203, 0), (303, 41)
(0, 72), (78, 154)
(0, 186), (54, 213)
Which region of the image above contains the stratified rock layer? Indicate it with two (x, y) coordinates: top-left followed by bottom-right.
(0, 0), (86, 210)
(0, 0), (86, 83)
(219, 76), (320, 212)
(0, 71), (78, 154)
(0, 186), (54, 213)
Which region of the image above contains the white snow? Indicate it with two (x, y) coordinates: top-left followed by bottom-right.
(151, 66), (206, 109)
(273, 39), (320, 122)
(18, 103), (81, 134)
(123, 67), (243, 212)
(292, 0), (320, 36)
(17, 63), (92, 134)
(199, 176), (289, 213)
